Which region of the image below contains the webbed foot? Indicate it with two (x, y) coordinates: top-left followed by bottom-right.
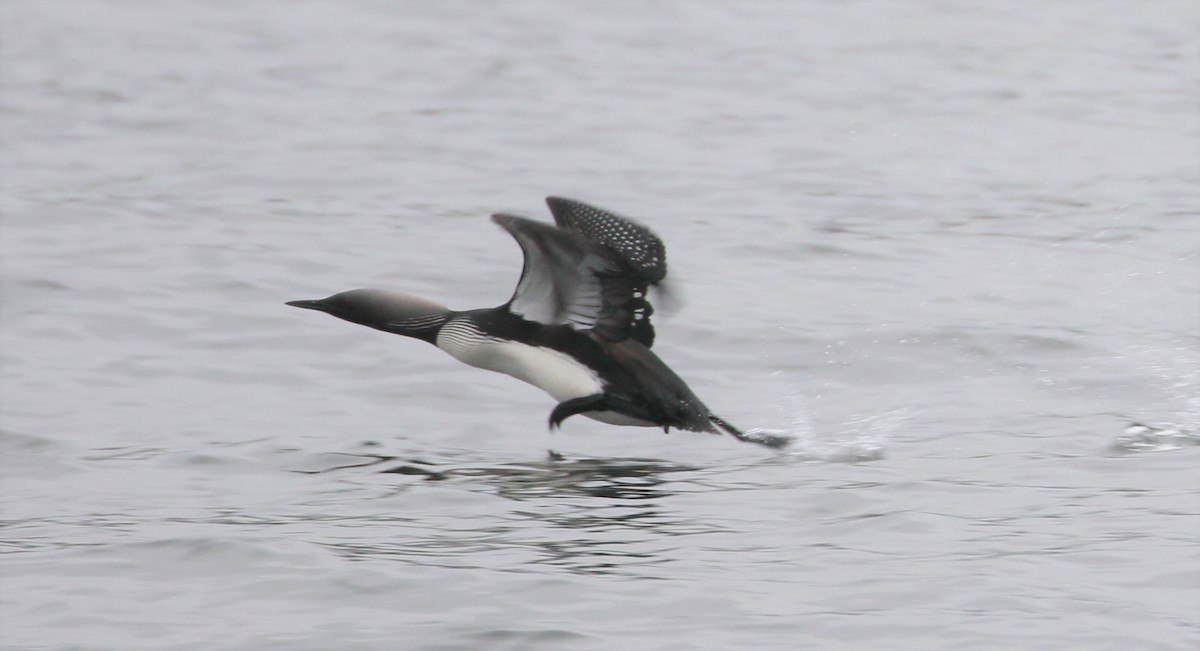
(710, 415), (793, 449)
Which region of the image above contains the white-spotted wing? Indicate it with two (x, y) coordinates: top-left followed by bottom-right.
(545, 197), (666, 346)
(493, 203), (664, 347)
(545, 196), (667, 283)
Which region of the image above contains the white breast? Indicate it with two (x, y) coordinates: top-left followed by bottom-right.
(435, 319), (603, 402)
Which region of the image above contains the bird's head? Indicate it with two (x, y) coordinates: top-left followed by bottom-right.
(286, 289), (451, 343)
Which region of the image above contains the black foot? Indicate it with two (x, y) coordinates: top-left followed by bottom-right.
(710, 415), (793, 449)
(549, 394), (611, 429)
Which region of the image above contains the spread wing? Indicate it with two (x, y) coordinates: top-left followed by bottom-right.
(545, 197), (667, 282)
(492, 202), (665, 347)
(545, 197), (667, 346)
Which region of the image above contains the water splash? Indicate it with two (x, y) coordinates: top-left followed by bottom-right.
(1111, 422), (1200, 454)
(1113, 340), (1200, 453)
(744, 387), (894, 462)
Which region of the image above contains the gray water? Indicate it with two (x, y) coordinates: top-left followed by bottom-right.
(2, 1), (1198, 649)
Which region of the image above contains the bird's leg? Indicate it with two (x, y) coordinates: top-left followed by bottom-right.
(548, 394), (611, 429)
(709, 415), (744, 439)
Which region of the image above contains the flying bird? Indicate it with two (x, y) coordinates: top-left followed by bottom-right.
(287, 197), (790, 449)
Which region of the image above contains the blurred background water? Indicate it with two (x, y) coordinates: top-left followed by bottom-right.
(2, 1), (1197, 649)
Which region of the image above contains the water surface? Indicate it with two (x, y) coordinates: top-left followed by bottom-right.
(2, 1), (1198, 649)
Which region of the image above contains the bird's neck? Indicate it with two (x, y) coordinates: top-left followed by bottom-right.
(374, 312), (453, 344)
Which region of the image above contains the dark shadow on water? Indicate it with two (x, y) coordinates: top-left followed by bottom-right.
(295, 450), (700, 501)
(300, 450), (723, 576)
(444, 455), (697, 502)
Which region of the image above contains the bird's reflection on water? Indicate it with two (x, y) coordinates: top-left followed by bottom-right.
(300, 450), (725, 575)
(298, 450), (699, 501)
(442, 455), (690, 502)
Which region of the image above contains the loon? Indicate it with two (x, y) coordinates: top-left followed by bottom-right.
(287, 197), (790, 449)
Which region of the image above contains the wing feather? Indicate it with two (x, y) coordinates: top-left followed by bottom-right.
(544, 197), (668, 346)
(492, 206), (664, 347)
